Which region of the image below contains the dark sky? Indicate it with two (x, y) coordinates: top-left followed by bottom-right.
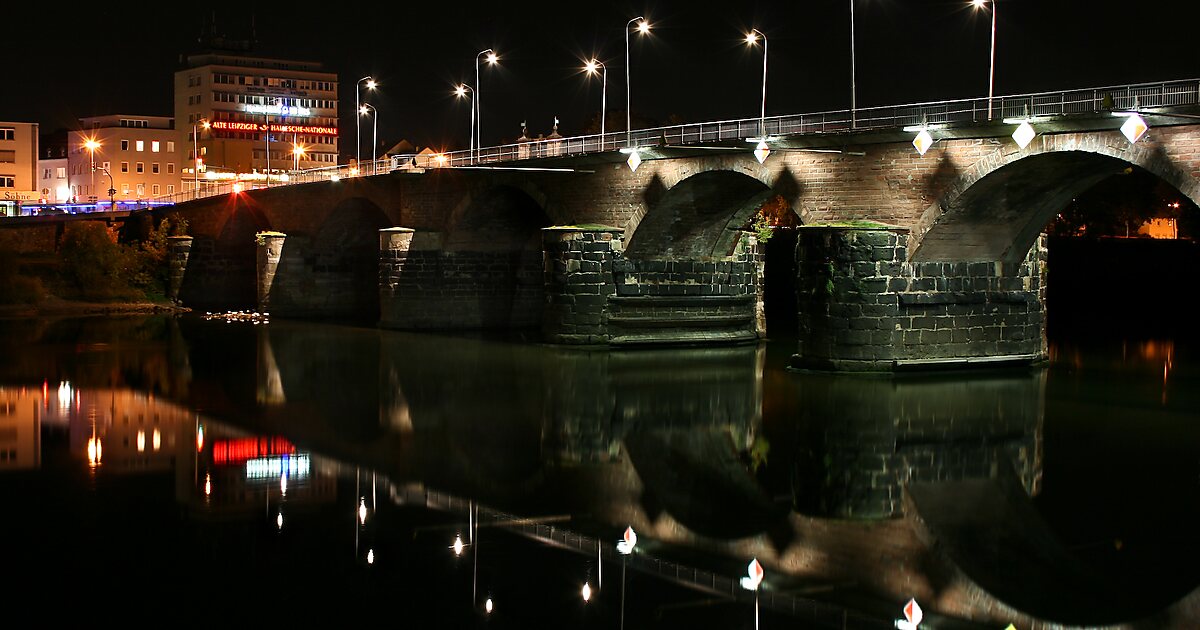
(6, 1), (1198, 157)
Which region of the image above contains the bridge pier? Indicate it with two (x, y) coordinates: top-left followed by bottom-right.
(542, 226), (763, 345)
(792, 225), (1047, 372)
(379, 226), (544, 329)
(166, 235), (193, 304)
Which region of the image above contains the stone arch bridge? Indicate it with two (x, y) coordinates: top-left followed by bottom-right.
(160, 105), (1200, 371)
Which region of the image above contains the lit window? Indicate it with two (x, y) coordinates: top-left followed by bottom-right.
(57, 167), (67, 178)
(122, 183), (130, 194)
(167, 141), (175, 152)
(152, 141), (160, 152)
(136, 140), (144, 151)
(136, 183), (145, 196)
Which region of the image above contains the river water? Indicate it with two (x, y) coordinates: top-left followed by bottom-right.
(0, 315), (1196, 627)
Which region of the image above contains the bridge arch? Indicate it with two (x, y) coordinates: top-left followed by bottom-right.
(912, 132), (1200, 262)
(624, 168), (784, 259)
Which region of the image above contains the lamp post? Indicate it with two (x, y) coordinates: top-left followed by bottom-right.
(356, 76), (376, 169)
(192, 119), (209, 199)
(475, 49), (498, 161)
(455, 84), (474, 163)
(972, 0), (997, 120)
(359, 104), (378, 175)
(264, 111), (271, 188)
(850, 0), (857, 128)
(625, 17), (651, 148)
(745, 29), (768, 139)
(84, 138), (99, 202)
(584, 59), (607, 148)
(292, 136), (305, 173)
(93, 164), (115, 213)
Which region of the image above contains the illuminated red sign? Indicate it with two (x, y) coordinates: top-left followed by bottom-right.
(210, 121), (338, 136)
(211, 436), (295, 465)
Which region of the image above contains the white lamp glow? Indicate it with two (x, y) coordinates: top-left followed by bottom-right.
(754, 141), (770, 164)
(626, 150), (642, 172)
(912, 129), (934, 156)
(1121, 114), (1149, 143)
(1012, 121), (1036, 149)
(617, 526), (638, 554)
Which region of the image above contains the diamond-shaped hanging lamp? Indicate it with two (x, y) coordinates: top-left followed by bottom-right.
(1120, 114), (1149, 144)
(626, 149), (642, 172)
(1012, 121), (1036, 149)
(912, 129), (933, 156)
(753, 141), (770, 164)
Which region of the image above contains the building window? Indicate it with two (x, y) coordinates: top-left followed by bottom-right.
(152, 184), (160, 195)
(167, 163), (175, 174)
(43, 168), (51, 179)
(101, 162), (109, 172)
(167, 185), (174, 194)
(136, 162), (144, 173)
(152, 163), (160, 174)
(122, 183), (130, 194)
(0, 128), (14, 141)
(57, 167), (67, 178)
(121, 162), (129, 173)
(151, 141), (160, 152)
(135, 140), (144, 152)
(166, 141), (175, 153)
(136, 183), (145, 196)
(0, 175), (14, 188)
(120, 140), (129, 151)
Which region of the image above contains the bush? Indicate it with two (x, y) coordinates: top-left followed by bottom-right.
(58, 222), (140, 300)
(0, 248), (45, 305)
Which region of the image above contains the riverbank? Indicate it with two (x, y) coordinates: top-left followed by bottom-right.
(0, 296), (190, 319)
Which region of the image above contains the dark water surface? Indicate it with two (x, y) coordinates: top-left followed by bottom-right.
(0, 315), (1197, 627)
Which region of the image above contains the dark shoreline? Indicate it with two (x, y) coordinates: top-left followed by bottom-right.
(0, 299), (190, 319)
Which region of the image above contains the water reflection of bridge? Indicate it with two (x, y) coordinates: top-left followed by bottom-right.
(2, 316), (1198, 627)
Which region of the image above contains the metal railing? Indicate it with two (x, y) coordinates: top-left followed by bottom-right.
(150, 78), (1199, 207)
(407, 485), (893, 628)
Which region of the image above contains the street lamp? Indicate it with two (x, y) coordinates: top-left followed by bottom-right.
(745, 29), (768, 139)
(475, 49), (498, 160)
(584, 59), (607, 146)
(625, 17), (651, 148)
(849, 0), (857, 128)
(192, 119), (209, 199)
(972, 0), (997, 120)
(359, 104), (378, 175)
(356, 76), (377, 169)
(292, 140), (306, 172)
(455, 84), (475, 163)
(84, 138), (100, 201)
(93, 164), (115, 213)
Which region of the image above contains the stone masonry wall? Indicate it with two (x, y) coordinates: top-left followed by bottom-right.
(381, 228), (543, 329)
(794, 226), (1047, 371)
(542, 227), (623, 344)
(256, 232), (381, 318)
(794, 369), (1045, 519)
(542, 227), (763, 345)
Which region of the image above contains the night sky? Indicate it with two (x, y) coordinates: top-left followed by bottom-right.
(6, 1), (1199, 157)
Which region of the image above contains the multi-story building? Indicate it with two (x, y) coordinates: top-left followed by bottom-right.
(175, 52), (339, 193)
(37, 131), (70, 204)
(0, 121), (39, 216)
(67, 115), (181, 204)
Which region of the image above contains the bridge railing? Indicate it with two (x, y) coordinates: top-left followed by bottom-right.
(148, 77), (1198, 207)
